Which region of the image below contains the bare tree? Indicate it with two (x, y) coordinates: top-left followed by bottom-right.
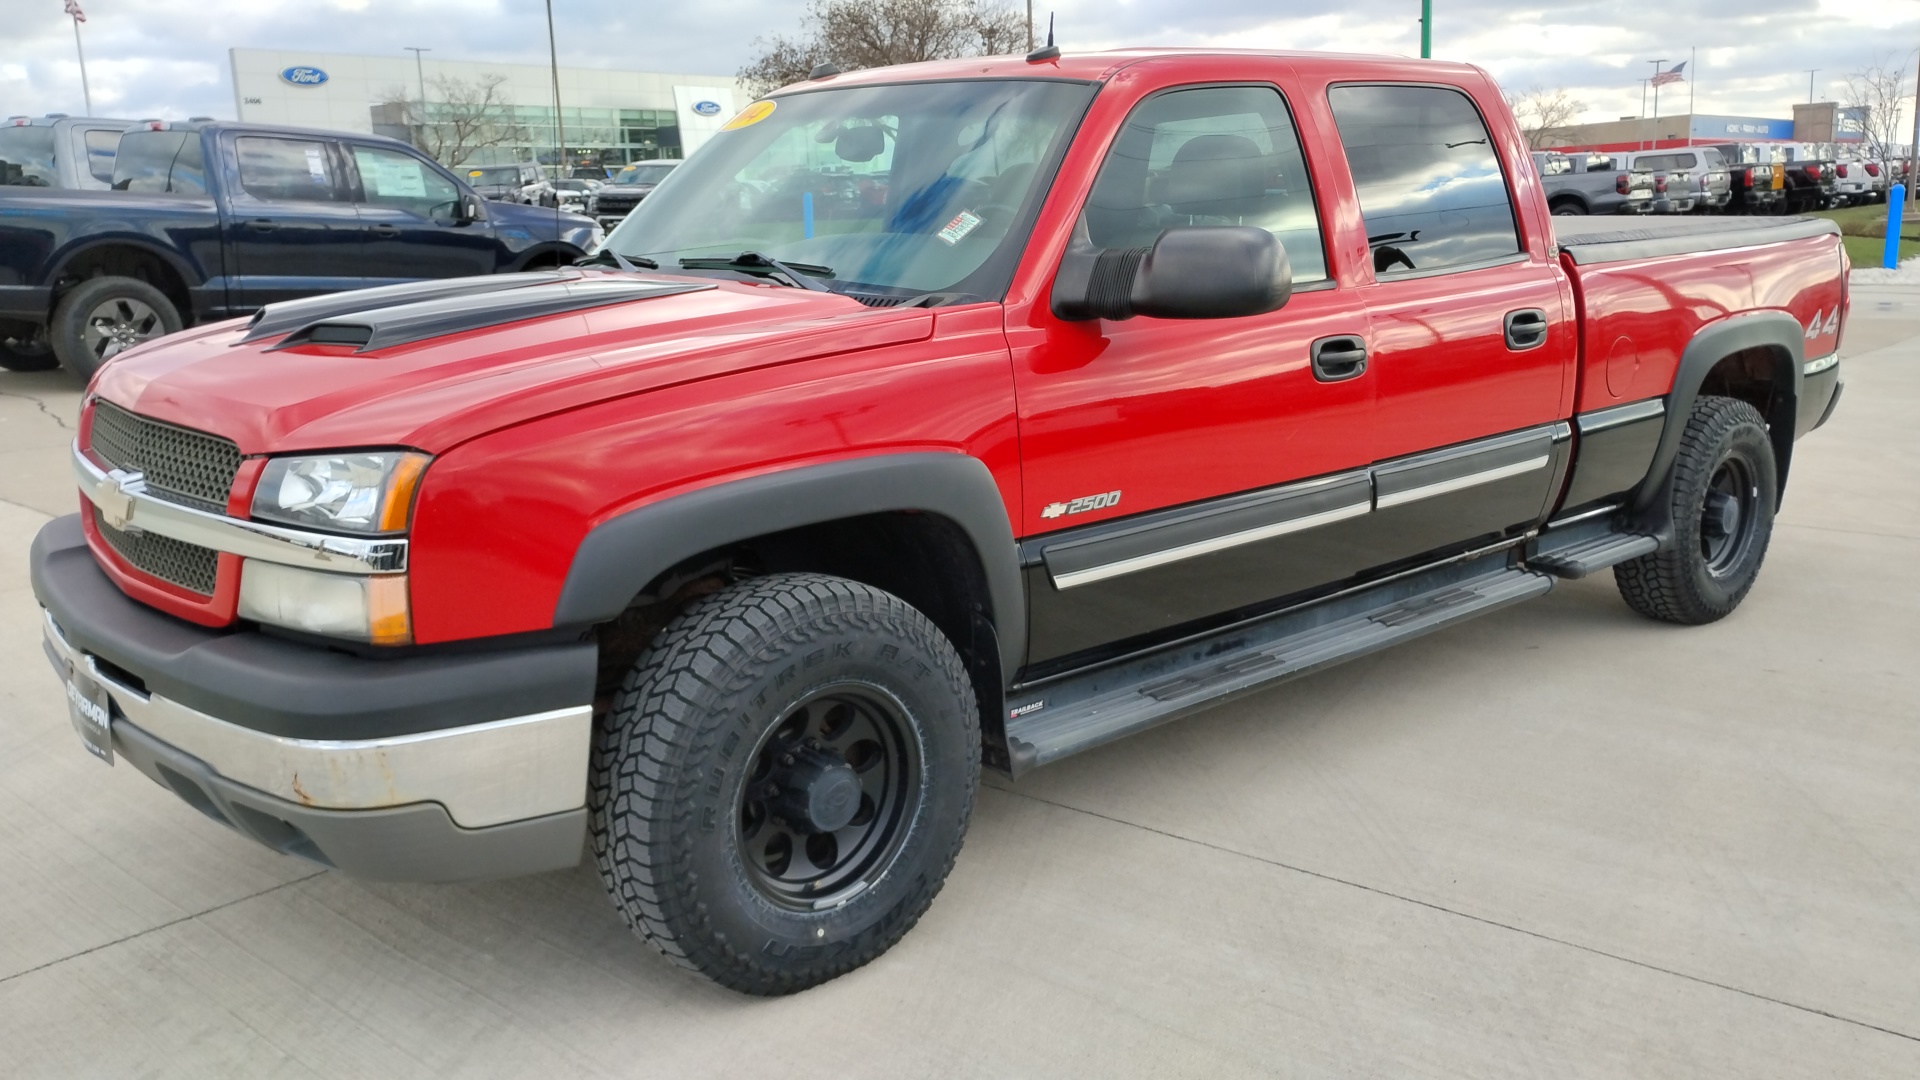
(1841, 57), (1911, 161)
(379, 73), (529, 169)
(1503, 86), (1586, 149)
(739, 0), (1026, 97)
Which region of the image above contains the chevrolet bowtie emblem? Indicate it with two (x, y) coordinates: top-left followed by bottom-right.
(99, 469), (147, 532)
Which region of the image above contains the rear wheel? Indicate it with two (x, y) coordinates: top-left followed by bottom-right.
(591, 572), (979, 995)
(49, 276), (182, 381)
(1550, 200), (1587, 216)
(1615, 396), (1777, 625)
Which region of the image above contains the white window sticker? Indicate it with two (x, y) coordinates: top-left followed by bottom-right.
(937, 210), (983, 245)
(366, 155), (427, 198)
(303, 146), (328, 185)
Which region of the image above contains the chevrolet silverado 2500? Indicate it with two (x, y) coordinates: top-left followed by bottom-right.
(29, 49), (1847, 995)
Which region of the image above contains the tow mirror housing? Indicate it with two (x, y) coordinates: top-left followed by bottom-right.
(1052, 226), (1291, 322)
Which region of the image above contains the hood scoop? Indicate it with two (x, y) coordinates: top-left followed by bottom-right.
(263, 278), (714, 355)
(242, 270), (580, 344)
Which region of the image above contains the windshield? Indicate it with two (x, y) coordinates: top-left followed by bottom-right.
(602, 79), (1093, 300)
(613, 163), (677, 185)
(0, 126), (57, 186)
(468, 166), (522, 186)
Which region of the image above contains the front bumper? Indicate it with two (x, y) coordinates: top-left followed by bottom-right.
(31, 515), (597, 881)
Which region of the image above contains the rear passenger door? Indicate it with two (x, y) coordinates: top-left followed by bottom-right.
(223, 133), (366, 308)
(1323, 83), (1576, 567)
(346, 143), (501, 283)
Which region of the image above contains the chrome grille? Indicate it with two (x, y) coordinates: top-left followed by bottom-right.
(93, 508), (220, 596)
(89, 400), (242, 513)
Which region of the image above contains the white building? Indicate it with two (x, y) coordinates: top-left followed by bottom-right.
(228, 48), (741, 172)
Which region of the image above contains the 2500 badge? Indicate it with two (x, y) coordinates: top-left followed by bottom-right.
(1040, 490), (1121, 519)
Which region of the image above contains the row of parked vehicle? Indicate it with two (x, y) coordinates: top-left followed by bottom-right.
(0, 112), (608, 376)
(1534, 140), (1907, 218)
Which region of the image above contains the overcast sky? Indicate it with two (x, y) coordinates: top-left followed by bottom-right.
(5, 0), (1919, 129)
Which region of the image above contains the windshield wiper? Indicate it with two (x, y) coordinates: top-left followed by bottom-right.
(575, 249), (658, 272)
(678, 251), (833, 292)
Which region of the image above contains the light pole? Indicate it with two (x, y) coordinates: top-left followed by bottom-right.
(545, 0), (566, 176)
(403, 46), (430, 132)
(1806, 68), (1819, 104)
(1420, 0), (1431, 59)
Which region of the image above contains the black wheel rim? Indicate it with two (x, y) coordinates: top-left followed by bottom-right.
(1699, 454), (1758, 576)
(736, 683), (922, 911)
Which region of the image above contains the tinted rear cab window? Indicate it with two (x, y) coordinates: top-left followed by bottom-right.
(1327, 84), (1520, 277)
(0, 126), (57, 186)
(111, 131), (208, 193)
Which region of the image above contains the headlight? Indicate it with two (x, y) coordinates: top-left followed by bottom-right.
(239, 561), (412, 645)
(251, 452), (429, 535)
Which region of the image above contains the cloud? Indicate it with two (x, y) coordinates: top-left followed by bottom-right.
(2, 0), (1916, 131)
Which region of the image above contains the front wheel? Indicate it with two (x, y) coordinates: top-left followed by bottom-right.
(591, 573), (980, 995)
(1615, 396), (1777, 624)
(49, 276), (182, 381)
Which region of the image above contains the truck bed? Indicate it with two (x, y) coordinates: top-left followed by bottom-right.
(1553, 214), (1839, 264)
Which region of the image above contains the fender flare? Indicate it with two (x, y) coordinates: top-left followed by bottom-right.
(47, 234), (207, 294)
(552, 452), (1026, 675)
(1633, 309), (1804, 513)
(508, 242), (586, 272)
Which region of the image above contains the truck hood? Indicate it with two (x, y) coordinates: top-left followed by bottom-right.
(91, 270), (936, 455)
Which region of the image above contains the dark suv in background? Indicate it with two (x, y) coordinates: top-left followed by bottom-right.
(588, 159), (680, 230)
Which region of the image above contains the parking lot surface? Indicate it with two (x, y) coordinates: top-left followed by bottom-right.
(2, 293), (1916, 1077)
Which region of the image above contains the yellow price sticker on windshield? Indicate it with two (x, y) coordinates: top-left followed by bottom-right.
(721, 100), (777, 131)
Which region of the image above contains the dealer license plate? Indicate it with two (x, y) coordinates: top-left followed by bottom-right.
(65, 663), (114, 765)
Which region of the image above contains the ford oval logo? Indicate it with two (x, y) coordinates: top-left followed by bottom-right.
(692, 100), (722, 117)
(280, 66), (329, 87)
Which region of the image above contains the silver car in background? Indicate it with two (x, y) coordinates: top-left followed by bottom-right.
(1624, 148), (1729, 213)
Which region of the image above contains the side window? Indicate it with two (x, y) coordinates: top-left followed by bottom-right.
(1327, 84), (1519, 277)
(1080, 85), (1329, 283)
(352, 146), (459, 217)
(236, 136), (343, 203)
(82, 129), (119, 184)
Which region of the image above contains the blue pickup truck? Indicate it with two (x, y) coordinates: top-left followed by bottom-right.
(0, 119), (601, 376)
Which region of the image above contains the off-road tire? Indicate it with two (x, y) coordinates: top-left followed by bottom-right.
(1615, 395), (1777, 624)
(590, 572), (979, 995)
(49, 276), (182, 381)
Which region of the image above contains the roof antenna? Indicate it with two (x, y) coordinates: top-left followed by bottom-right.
(1026, 14), (1059, 63)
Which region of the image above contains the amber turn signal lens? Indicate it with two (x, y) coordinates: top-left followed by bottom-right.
(367, 575), (413, 646)
(378, 453), (431, 534)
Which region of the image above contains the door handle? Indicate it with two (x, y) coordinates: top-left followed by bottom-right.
(370, 224), (401, 237)
(1504, 309), (1549, 351)
(245, 219), (277, 232)
(1310, 335), (1369, 382)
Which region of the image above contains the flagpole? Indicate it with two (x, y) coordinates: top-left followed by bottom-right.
(1688, 46), (1696, 121)
(71, 13), (92, 114)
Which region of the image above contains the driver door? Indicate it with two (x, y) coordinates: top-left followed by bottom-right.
(1011, 80), (1378, 668)
(346, 144), (501, 283)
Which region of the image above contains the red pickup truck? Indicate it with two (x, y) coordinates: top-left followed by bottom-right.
(30, 50), (1847, 995)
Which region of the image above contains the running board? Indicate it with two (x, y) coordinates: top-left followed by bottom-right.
(1003, 558), (1553, 774)
(1527, 516), (1657, 579)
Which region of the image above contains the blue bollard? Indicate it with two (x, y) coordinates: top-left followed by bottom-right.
(1886, 183), (1906, 269)
(803, 191), (815, 240)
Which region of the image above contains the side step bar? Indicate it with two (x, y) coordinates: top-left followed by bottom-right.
(1004, 556), (1553, 774)
(1526, 515), (1657, 579)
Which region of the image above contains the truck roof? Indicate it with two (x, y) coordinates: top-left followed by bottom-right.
(772, 48), (1484, 94)
(123, 118), (416, 150)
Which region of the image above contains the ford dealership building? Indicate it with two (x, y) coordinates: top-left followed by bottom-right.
(228, 48), (740, 171)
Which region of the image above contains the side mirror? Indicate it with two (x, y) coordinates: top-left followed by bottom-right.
(1052, 226), (1291, 322)
(456, 197), (482, 224)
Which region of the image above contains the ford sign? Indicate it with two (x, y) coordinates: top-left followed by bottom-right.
(692, 100), (722, 117)
(280, 66), (329, 87)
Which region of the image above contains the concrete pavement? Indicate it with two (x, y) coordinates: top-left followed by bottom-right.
(0, 304), (1915, 1077)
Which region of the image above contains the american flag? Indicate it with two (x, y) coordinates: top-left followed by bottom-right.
(1651, 62), (1686, 88)
(64, 0), (86, 20)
